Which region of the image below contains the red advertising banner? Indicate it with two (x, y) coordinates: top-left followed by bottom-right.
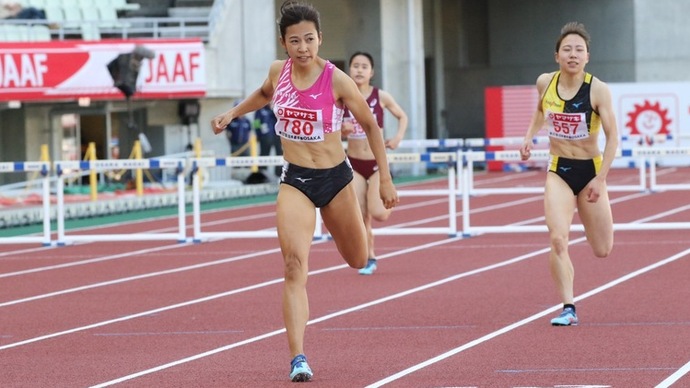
(0, 38), (206, 102)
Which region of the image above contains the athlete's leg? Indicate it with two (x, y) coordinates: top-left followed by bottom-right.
(351, 172), (376, 258)
(352, 171), (368, 217)
(367, 171), (393, 222)
(320, 181), (368, 269)
(365, 171), (392, 260)
(544, 173), (578, 305)
(276, 184), (317, 358)
(364, 214), (375, 259)
(577, 183), (614, 258)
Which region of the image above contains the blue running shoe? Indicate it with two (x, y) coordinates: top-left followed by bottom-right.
(358, 258), (378, 275)
(289, 354), (313, 382)
(551, 307), (578, 326)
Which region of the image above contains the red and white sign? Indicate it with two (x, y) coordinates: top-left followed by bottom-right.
(0, 38), (206, 101)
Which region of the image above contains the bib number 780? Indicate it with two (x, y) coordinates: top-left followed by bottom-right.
(280, 118), (314, 136)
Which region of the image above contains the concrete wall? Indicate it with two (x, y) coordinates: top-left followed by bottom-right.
(634, 0), (690, 82)
(442, 0), (638, 139)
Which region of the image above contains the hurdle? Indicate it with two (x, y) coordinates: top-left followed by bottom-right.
(373, 151), (459, 236)
(396, 138), (464, 194)
(646, 147), (690, 191)
(191, 151), (461, 241)
(191, 156), (285, 242)
(463, 138), (647, 195)
(54, 158), (187, 245)
(461, 146), (690, 235)
(0, 161), (52, 245)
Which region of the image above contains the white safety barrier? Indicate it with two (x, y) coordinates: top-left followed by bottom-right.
(461, 147), (690, 235)
(191, 156), (285, 241)
(396, 138), (464, 195)
(463, 148), (647, 195)
(0, 161), (51, 245)
(462, 134), (681, 193)
(54, 159), (187, 245)
(647, 149), (690, 191)
(465, 134), (674, 148)
(191, 152), (460, 242)
(375, 152), (459, 237)
(2, 140), (689, 246)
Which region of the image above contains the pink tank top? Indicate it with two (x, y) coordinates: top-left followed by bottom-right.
(271, 59), (343, 142)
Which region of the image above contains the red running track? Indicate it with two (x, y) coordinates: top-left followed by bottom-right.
(1, 168), (689, 387)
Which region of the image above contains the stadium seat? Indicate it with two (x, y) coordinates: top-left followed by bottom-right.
(79, 7), (101, 40)
(80, 23), (101, 40)
(92, 0), (140, 11)
(43, 6), (65, 24)
(29, 25), (52, 41)
(97, 4), (127, 28)
(80, 6), (100, 23)
(62, 6), (83, 28)
(1, 25), (29, 42)
(25, 0), (48, 9)
(61, 0), (80, 7)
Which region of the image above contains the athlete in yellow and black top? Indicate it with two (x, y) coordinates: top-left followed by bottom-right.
(542, 71), (603, 195)
(519, 22), (619, 327)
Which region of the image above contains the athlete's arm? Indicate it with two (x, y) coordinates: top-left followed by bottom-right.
(211, 60), (282, 134)
(379, 89), (408, 150)
(591, 77), (619, 180)
(520, 72), (552, 160)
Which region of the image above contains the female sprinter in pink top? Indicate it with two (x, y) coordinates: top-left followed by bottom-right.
(342, 52), (408, 275)
(211, 0), (398, 382)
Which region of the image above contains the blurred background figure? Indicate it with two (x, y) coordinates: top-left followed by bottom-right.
(224, 100), (251, 157)
(0, 0), (46, 20)
(253, 104), (283, 177)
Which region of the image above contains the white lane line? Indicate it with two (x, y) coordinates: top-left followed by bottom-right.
(0, 273), (286, 351)
(0, 246), (282, 308)
(0, 194), (548, 306)
(0, 192), (658, 348)
(0, 243), (189, 279)
(2, 190), (678, 383)
(88, 237), (551, 388)
(656, 358), (690, 388)
(365, 247), (690, 387)
(0, 236), (462, 351)
(0, 196), (447, 274)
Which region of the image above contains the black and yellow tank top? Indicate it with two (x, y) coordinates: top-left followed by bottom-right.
(542, 71), (601, 140)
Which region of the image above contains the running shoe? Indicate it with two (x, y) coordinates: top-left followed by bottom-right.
(289, 354), (313, 382)
(550, 307), (579, 326)
(358, 258), (378, 275)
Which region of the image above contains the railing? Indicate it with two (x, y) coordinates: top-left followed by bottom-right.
(0, 16), (211, 42)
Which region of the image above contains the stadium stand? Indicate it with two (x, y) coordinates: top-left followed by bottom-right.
(0, 23), (51, 41)
(0, 0), (213, 42)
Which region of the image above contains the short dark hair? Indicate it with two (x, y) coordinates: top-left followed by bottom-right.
(348, 51), (375, 68)
(556, 22), (591, 52)
(277, 1), (321, 40)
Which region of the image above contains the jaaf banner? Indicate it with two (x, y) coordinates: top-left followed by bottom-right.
(0, 38), (206, 101)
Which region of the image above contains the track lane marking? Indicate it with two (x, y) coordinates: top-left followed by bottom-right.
(365, 247), (690, 387)
(0, 195), (545, 303)
(0, 187), (682, 385)
(5, 234), (485, 354)
(0, 192), (666, 347)
(86, 191), (687, 386)
(656, 359), (690, 387)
